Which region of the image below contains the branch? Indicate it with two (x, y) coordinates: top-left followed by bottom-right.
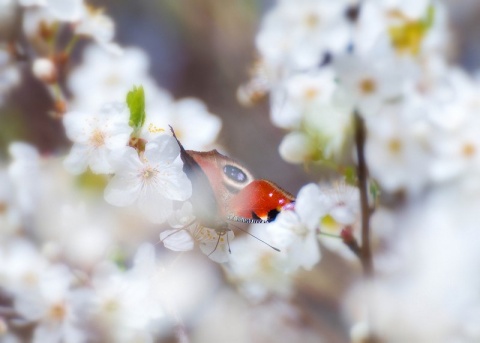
(354, 110), (373, 277)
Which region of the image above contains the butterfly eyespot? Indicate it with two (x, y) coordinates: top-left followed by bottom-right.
(223, 165), (248, 183)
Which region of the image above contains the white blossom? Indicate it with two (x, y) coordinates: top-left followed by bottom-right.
(364, 102), (431, 195)
(75, 7), (118, 53)
(345, 184), (480, 341)
(43, 0), (84, 22)
(334, 52), (416, 117)
(32, 57), (56, 82)
(68, 44), (171, 113)
(278, 131), (313, 164)
(142, 97), (222, 151)
(270, 68), (337, 129)
(267, 183), (324, 272)
(227, 225), (293, 301)
(256, 0), (351, 70)
(0, 49), (20, 105)
(63, 102), (132, 174)
(317, 181), (361, 260)
(14, 264), (90, 343)
(104, 134), (192, 224)
(8, 142), (41, 215)
(0, 239), (49, 293)
(160, 212), (235, 262)
(196, 227), (234, 263)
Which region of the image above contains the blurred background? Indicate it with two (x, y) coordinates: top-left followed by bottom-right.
(1, 0), (480, 192)
(2, 1), (480, 341)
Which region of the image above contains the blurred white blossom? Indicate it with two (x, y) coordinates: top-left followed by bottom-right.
(63, 102), (132, 175)
(142, 97), (222, 151)
(14, 264), (90, 343)
(32, 57), (56, 83)
(104, 134), (192, 224)
(0, 49), (20, 105)
(8, 142), (41, 215)
(227, 225), (293, 301)
(317, 181), (361, 260)
(267, 183), (324, 272)
(345, 183), (480, 341)
(68, 45), (169, 113)
(75, 7), (118, 53)
(256, 0), (351, 70)
(5, 0), (480, 342)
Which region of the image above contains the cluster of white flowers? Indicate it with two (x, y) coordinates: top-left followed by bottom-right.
(0, 143), (223, 342)
(3, 0), (480, 341)
(236, 0), (480, 341)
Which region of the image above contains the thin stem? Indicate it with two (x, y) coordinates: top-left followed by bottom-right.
(64, 35), (80, 56)
(354, 110), (373, 277)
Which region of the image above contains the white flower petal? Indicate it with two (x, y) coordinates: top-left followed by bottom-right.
(109, 147), (143, 173)
(138, 186), (173, 224)
(62, 111), (92, 143)
(159, 165), (192, 201)
(132, 243), (155, 277)
(32, 323), (63, 343)
(103, 124), (132, 150)
(144, 134), (180, 165)
(279, 131), (312, 164)
(267, 211), (298, 248)
(46, 0), (83, 21)
(160, 229), (194, 251)
(89, 147), (114, 174)
(63, 144), (90, 175)
(104, 173), (142, 207)
(199, 231), (234, 263)
(287, 232), (320, 271)
(168, 201), (195, 228)
(296, 183), (324, 229)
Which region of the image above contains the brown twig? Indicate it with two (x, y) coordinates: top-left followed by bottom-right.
(354, 110), (373, 277)
(0, 305), (19, 319)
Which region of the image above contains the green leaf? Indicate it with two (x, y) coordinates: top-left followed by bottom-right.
(126, 86), (146, 131)
(423, 5), (435, 29)
(110, 249), (127, 271)
(369, 179), (381, 203)
(344, 166), (357, 186)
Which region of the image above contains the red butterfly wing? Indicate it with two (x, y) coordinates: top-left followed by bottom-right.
(227, 179), (295, 223)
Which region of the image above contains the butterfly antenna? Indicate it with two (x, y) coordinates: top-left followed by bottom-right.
(157, 220), (197, 246)
(208, 233), (222, 257)
(226, 231), (232, 254)
(229, 223), (280, 252)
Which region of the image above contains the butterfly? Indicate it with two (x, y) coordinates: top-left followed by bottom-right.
(170, 128), (295, 249)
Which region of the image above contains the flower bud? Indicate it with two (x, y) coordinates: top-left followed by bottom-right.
(32, 57), (57, 84)
(279, 131), (312, 164)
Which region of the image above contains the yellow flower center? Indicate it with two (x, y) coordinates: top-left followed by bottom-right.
(103, 298), (120, 314)
(90, 129), (106, 148)
(388, 19), (426, 55)
(148, 123), (165, 134)
(321, 214), (340, 234)
(21, 271), (38, 286)
(359, 78), (377, 95)
(143, 167), (158, 180)
(304, 87), (318, 100)
(388, 138), (403, 154)
(48, 302), (67, 322)
(259, 252), (274, 271)
(462, 142), (476, 158)
(304, 12), (320, 29)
